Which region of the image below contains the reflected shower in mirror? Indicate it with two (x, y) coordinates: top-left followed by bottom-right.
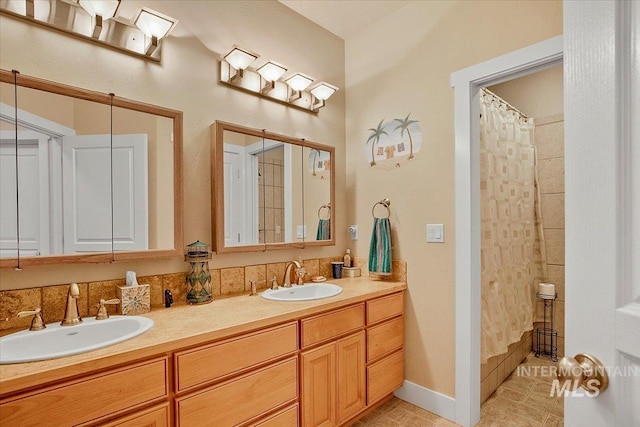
(303, 147), (332, 241)
(212, 121), (334, 253)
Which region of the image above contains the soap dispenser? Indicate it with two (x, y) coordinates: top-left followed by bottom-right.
(343, 249), (352, 268)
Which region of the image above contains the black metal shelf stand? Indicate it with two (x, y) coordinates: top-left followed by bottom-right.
(535, 292), (558, 362)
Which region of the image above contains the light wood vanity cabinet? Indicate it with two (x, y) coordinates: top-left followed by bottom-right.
(174, 322), (299, 427)
(365, 292), (405, 406)
(0, 357), (169, 426)
(0, 289), (405, 427)
(300, 292), (405, 426)
(176, 357), (298, 427)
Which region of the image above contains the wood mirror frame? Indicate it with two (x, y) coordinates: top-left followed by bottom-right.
(0, 69), (183, 268)
(211, 121), (335, 253)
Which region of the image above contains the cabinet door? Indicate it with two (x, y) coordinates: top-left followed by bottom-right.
(301, 342), (336, 427)
(336, 332), (366, 424)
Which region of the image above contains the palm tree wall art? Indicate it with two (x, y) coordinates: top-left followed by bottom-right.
(365, 114), (422, 170)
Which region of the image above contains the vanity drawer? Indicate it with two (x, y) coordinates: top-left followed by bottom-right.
(366, 292), (404, 325)
(249, 404), (299, 427)
(175, 321), (298, 392)
(176, 357), (298, 427)
(101, 402), (170, 427)
(367, 316), (404, 362)
(367, 349), (404, 405)
(301, 303), (365, 348)
(0, 357), (168, 426)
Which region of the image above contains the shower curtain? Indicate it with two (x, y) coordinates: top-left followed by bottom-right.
(479, 90), (546, 364)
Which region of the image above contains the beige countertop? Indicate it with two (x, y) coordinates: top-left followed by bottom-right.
(0, 277), (406, 395)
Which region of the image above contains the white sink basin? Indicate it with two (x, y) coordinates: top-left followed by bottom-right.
(261, 283), (342, 301)
(0, 316), (153, 364)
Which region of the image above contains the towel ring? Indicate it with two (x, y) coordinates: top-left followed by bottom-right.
(372, 198), (391, 219)
(318, 203), (331, 220)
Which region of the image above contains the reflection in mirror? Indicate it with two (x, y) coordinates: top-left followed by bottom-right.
(0, 69), (183, 268)
(221, 129), (303, 247)
(112, 107), (174, 251)
(1, 83), (112, 257)
(0, 81), (17, 258)
(303, 147), (332, 241)
(212, 121), (333, 253)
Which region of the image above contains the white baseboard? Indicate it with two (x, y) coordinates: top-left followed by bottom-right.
(394, 380), (457, 422)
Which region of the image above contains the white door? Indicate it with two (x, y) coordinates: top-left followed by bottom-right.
(62, 134), (147, 254)
(223, 143), (246, 246)
(0, 131), (50, 257)
(565, 1), (640, 425)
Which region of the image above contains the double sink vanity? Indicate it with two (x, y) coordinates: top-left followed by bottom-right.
(0, 278), (406, 426)
(0, 70), (407, 426)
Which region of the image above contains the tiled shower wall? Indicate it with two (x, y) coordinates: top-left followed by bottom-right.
(0, 257), (407, 332)
(258, 148), (285, 244)
(533, 114), (565, 358)
(481, 330), (532, 403)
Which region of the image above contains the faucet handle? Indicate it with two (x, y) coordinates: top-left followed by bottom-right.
(17, 308), (46, 331)
(297, 268), (306, 286)
(95, 299), (120, 320)
(249, 280), (258, 296)
(270, 276), (279, 290)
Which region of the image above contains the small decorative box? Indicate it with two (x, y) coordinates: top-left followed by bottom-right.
(117, 284), (151, 315)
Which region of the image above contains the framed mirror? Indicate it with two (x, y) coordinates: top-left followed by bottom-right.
(211, 121), (334, 253)
(0, 69), (183, 268)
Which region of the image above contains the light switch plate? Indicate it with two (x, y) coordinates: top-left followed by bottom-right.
(427, 224), (444, 243)
(296, 225), (307, 239)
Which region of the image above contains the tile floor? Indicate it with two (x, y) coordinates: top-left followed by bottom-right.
(479, 352), (563, 426)
(350, 397), (459, 426)
(353, 353), (562, 427)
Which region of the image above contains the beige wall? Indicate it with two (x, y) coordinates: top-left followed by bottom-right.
(344, 0), (562, 397)
(0, 1), (345, 288)
(489, 65), (563, 119)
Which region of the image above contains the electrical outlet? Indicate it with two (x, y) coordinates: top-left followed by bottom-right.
(296, 225), (307, 239)
(348, 225), (358, 240)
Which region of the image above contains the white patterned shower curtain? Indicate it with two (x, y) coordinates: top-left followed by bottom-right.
(479, 90), (547, 364)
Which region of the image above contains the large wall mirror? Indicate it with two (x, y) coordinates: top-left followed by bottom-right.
(0, 70), (183, 267)
(211, 121), (334, 253)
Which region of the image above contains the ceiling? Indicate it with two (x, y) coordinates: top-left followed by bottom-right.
(278, 0), (412, 40)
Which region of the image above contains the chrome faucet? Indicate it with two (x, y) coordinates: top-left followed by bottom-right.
(61, 283), (83, 326)
(282, 261), (301, 288)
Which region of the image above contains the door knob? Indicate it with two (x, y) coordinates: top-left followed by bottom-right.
(557, 353), (609, 394)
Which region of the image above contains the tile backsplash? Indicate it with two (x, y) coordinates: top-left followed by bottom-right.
(0, 257), (407, 331)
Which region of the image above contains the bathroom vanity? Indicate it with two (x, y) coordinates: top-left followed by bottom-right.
(0, 277), (406, 426)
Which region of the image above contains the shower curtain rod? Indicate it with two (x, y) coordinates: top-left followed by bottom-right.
(481, 87), (529, 119)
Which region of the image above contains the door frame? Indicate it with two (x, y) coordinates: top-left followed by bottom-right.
(450, 36), (563, 427)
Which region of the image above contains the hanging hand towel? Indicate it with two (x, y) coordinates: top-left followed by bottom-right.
(368, 217), (392, 276)
(316, 218), (331, 240)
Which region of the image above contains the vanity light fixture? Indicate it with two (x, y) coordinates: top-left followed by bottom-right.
(257, 61), (287, 93)
(218, 46), (338, 114)
(78, 0), (120, 39)
(25, 0), (34, 18)
(223, 46), (259, 82)
(134, 7), (179, 56)
(286, 73), (314, 102)
(310, 82), (338, 111)
(0, 0), (177, 61)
